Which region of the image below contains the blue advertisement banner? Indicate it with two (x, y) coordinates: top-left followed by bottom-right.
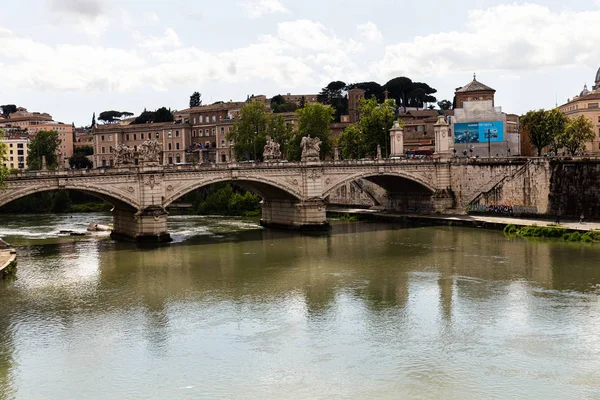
(454, 122), (504, 144)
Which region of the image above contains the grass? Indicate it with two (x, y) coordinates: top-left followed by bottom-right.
(504, 223), (600, 243)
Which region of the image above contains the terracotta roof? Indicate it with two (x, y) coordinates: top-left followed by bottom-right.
(456, 78), (495, 93)
(179, 102), (248, 114)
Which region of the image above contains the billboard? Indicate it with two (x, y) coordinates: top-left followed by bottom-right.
(454, 122), (504, 144)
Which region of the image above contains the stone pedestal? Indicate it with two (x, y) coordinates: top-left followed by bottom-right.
(434, 116), (451, 156)
(260, 199), (329, 231)
(389, 121), (404, 157)
(111, 206), (172, 243)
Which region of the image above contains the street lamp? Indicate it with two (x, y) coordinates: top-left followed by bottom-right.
(484, 128), (498, 158)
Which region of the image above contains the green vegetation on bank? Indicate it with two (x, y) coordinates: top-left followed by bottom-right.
(0, 190), (111, 214)
(185, 183), (261, 217)
(504, 224), (600, 243)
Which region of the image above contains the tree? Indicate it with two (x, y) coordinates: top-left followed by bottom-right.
(226, 100), (269, 161)
(154, 107), (174, 123)
(357, 98), (397, 158)
(338, 124), (365, 159)
(521, 110), (551, 157)
(76, 145), (94, 156)
(384, 77), (437, 112)
(288, 103), (334, 161)
(546, 108), (569, 156)
(98, 110), (133, 124)
(266, 115), (294, 159)
(69, 152), (93, 169)
(0, 129), (8, 186)
(0, 104), (17, 118)
(437, 100), (452, 111)
(189, 91), (202, 108)
(317, 81), (348, 121)
(91, 112), (96, 127)
(27, 130), (61, 170)
(561, 115), (595, 155)
(346, 82), (384, 102)
(270, 95), (298, 113)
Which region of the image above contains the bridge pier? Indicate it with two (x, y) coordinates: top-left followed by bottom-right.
(260, 199), (329, 231)
(111, 206), (172, 243)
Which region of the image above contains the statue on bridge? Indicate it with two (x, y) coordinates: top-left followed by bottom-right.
(263, 139), (282, 162)
(113, 143), (135, 166)
(139, 139), (162, 165)
(301, 135), (321, 162)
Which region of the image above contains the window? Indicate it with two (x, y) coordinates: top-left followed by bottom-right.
(168, 143), (172, 150)
(176, 143), (180, 150)
(199, 116), (203, 123)
(155, 132), (160, 139)
(108, 135), (112, 141)
(192, 130), (196, 137)
(588, 103), (599, 109)
(126, 134), (130, 140)
(221, 140), (225, 147)
(205, 129), (209, 136)
(212, 114), (216, 122)
(101, 146), (106, 153)
(101, 135), (105, 141)
(193, 117), (196, 124)
(176, 155), (181, 163)
(168, 131), (172, 138)
(221, 127), (225, 135)
(175, 131), (180, 137)
(141, 133), (144, 140)
(212, 128), (216, 135)
(133, 134), (137, 141)
(168, 156), (173, 164)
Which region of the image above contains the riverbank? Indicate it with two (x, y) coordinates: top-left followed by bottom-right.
(327, 207), (600, 232)
(0, 239), (16, 276)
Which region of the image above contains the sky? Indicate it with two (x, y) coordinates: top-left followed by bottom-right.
(1, 0), (600, 126)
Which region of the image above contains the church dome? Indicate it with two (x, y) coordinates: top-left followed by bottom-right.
(580, 84), (590, 97)
(596, 67), (600, 85)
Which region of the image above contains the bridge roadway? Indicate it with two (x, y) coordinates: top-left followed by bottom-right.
(0, 158), (531, 242)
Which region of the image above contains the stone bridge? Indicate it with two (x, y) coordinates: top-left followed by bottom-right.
(1, 157), (549, 242)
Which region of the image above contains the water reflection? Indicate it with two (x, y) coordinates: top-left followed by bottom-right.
(1, 216), (600, 398)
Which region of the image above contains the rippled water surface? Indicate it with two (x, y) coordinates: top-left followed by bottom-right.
(1, 213), (600, 399)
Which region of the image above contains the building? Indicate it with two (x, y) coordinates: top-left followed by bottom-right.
(1, 134), (29, 170)
(450, 76), (519, 157)
(398, 109), (450, 151)
(0, 107), (74, 168)
(92, 121), (192, 167)
(558, 66), (600, 153)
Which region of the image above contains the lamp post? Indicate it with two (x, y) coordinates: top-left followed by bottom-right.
(484, 128), (498, 158)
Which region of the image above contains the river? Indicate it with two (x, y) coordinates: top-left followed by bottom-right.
(1, 213), (600, 399)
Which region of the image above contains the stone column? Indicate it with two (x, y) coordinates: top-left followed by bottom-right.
(389, 121), (404, 157)
(434, 116), (451, 155)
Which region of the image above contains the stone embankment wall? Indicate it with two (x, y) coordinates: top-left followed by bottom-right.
(462, 159), (600, 218)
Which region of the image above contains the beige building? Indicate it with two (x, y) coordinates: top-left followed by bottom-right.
(0, 107), (74, 168)
(558, 67), (600, 153)
(92, 122), (192, 167)
(1, 134), (29, 170)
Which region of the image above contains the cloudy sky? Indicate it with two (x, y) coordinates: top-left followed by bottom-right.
(1, 0), (600, 126)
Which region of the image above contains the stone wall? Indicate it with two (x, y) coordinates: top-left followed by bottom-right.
(548, 160), (600, 218)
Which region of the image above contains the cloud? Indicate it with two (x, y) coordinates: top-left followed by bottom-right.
(357, 21), (382, 43)
(48, 0), (109, 36)
(372, 3), (600, 79)
(143, 11), (159, 22)
(49, 0), (103, 18)
(240, 0), (289, 18)
(133, 28), (182, 50)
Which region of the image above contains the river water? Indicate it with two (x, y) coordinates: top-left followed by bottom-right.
(1, 213), (600, 399)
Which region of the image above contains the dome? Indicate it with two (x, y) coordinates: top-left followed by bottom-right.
(580, 84), (590, 97)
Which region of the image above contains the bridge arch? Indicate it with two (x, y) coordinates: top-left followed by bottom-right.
(162, 176), (302, 208)
(0, 182), (140, 211)
(322, 171), (437, 199)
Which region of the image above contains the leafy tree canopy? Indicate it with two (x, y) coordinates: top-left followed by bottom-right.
(27, 130), (61, 170)
(0, 104), (17, 118)
(561, 115), (595, 156)
(384, 77), (437, 112)
(0, 129), (8, 186)
(437, 100), (453, 111)
(266, 115), (294, 158)
(226, 100), (269, 161)
(98, 110), (134, 124)
(131, 107), (174, 124)
(189, 91), (202, 108)
(270, 95), (298, 113)
(288, 103), (334, 161)
(520, 110), (550, 157)
(69, 152), (93, 169)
